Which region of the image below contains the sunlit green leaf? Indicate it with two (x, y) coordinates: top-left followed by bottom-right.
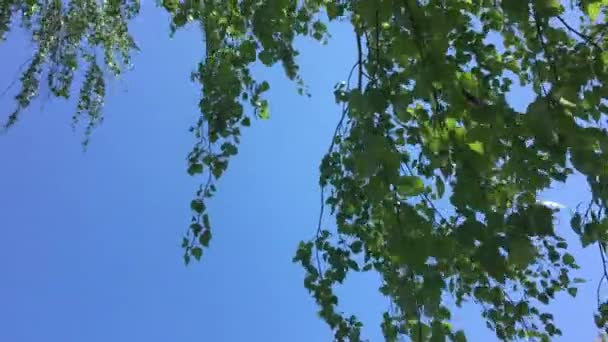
(467, 141), (484, 154)
(397, 175), (425, 197)
(259, 101), (270, 119)
(587, 2), (601, 21)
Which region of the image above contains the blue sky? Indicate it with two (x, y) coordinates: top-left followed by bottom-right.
(0, 3), (603, 341)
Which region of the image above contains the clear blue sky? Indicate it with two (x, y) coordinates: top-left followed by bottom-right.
(0, 3), (602, 341)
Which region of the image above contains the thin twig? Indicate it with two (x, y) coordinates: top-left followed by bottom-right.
(598, 273), (606, 308)
(357, 32), (363, 91)
(315, 184), (327, 277)
(598, 243), (608, 308)
(0, 57), (33, 99)
(556, 15), (603, 52)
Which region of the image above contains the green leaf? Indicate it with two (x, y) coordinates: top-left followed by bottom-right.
(187, 163), (203, 175)
(454, 330), (467, 342)
(467, 141), (484, 154)
(573, 277), (586, 284)
(509, 237), (536, 267)
(259, 81), (270, 92)
(190, 222), (203, 235)
(190, 199), (205, 214)
(221, 142), (238, 156)
(558, 97), (577, 109)
(571, 213), (583, 235)
(435, 177), (445, 198)
(567, 287), (578, 297)
(258, 50), (274, 65)
(536, 0), (562, 15)
(191, 247), (203, 260)
(430, 320), (447, 342)
(199, 229), (211, 247)
(563, 253), (576, 266)
(259, 101), (270, 119)
(528, 205), (554, 236)
(587, 2), (601, 21)
(202, 214), (210, 229)
(350, 241), (363, 254)
(239, 40), (257, 63)
(347, 260), (359, 271)
(459, 72), (478, 93)
(397, 175), (425, 196)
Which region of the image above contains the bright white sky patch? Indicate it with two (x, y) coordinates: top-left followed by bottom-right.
(537, 200), (567, 210)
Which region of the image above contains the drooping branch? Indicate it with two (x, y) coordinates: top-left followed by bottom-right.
(313, 29), (365, 279)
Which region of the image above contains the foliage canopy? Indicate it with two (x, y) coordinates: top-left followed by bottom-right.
(4, 0), (608, 340)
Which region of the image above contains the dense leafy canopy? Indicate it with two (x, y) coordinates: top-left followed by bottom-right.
(4, 0), (608, 340)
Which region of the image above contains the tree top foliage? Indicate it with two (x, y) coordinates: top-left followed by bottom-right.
(3, 0), (608, 340)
